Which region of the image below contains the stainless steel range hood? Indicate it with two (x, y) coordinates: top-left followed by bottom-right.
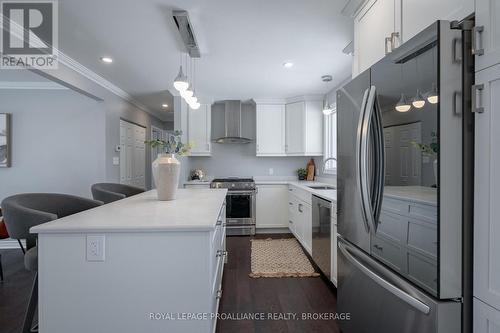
(214, 100), (252, 144)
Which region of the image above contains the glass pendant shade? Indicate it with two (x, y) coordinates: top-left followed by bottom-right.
(173, 66), (189, 92)
(412, 89), (426, 108)
(180, 84), (194, 99)
(190, 101), (201, 110)
(426, 83), (438, 104)
(395, 93), (411, 112)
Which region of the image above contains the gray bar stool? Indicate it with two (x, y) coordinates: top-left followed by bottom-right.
(1, 193), (102, 333)
(91, 183), (144, 204)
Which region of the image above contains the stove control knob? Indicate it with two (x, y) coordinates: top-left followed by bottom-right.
(231, 184), (235, 187)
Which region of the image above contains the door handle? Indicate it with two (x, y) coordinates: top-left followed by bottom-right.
(385, 36), (392, 55)
(472, 84), (485, 113)
(390, 32), (400, 51)
(338, 239), (430, 314)
(472, 25), (484, 56)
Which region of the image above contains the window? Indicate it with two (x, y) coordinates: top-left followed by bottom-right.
(323, 106), (337, 174)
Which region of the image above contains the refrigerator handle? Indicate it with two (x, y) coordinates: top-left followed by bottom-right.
(356, 88), (371, 233)
(338, 239), (431, 315)
(372, 87), (385, 230)
(360, 86), (380, 233)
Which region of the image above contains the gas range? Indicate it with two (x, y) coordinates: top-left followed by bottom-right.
(210, 177), (256, 236)
(210, 177), (256, 191)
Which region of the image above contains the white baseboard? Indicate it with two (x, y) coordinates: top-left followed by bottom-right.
(255, 227), (291, 234)
(0, 239), (25, 250)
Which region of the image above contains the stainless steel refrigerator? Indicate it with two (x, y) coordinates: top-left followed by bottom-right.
(336, 20), (474, 333)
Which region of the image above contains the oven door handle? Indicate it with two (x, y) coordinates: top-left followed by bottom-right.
(225, 190), (256, 195)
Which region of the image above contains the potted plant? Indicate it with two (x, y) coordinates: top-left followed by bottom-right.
(145, 130), (192, 200)
(297, 168), (307, 181)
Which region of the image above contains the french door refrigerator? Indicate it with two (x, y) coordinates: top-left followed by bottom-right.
(337, 21), (474, 333)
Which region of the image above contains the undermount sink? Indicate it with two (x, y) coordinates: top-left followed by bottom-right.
(308, 185), (336, 190)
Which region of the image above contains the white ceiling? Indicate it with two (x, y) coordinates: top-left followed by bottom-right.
(56, 0), (353, 119)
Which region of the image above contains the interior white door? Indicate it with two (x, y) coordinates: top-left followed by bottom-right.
(120, 120), (146, 189)
(285, 101), (305, 154)
(401, 0), (474, 43)
(474, 64), (500, 311)
(476, 0), (500, 72)
(256, 104), (286, 156)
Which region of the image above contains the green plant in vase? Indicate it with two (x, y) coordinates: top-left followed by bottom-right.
(297, 168), (307, 181)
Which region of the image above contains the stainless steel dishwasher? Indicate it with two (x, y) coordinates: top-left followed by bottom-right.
(312, 195), (331, 279)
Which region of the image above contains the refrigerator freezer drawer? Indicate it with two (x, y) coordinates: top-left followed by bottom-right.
(338, 237), (460, 333)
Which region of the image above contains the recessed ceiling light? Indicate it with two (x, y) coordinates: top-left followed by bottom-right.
(100, 57), (113, 63)
(283, 62), (294, 68)
(161, 104), (168, 108)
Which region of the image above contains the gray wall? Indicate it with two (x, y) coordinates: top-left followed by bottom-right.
(188, 103), (311, 178)
(0, 89), (106, 200)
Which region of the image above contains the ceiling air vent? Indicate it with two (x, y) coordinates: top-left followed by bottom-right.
(172, 10), (201, 58)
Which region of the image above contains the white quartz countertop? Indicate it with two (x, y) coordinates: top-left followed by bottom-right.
(384, 186), (437, 206)
(254, 178), (337, 202)
(31, 189), (228, 234)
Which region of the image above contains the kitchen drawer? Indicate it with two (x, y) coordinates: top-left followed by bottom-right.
(371, 235), (405, 273)
(288, 184), (312, 205)
(407, 218), (437, 257)
(377, 210), (405, 243)
(409, 202), (437, 222)
(406, 250), (437, 294)
(382, 197), (410, 215)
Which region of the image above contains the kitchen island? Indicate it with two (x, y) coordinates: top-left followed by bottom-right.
(30, 188), (227, 333)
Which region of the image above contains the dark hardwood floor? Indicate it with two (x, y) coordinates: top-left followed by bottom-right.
(0, 248), (35, 333)
(1, 235), (339, 333)
(216, 235), (340, 333)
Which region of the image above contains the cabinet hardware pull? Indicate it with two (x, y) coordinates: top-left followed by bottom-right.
(472, 25), (484, 56)
(216, 290), (222, 299)
(298, 203), (303, 213)
(390, 32), (400, 51)
(374, 245), (383, 251)
(452, 91), (462, 116)
(216, 250), (224, 257)
(289, 220), (293, 224)
(385, 36), (392, 55)
(472, 84), (485, 113)
(216, 220), (223, 226)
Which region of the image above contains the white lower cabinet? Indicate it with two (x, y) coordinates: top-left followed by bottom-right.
(255, 185), (289, 229)
(474, 297), (500, 333)
(288, 186), (312, 255)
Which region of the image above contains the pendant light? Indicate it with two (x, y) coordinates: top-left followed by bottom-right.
(395, 63), (411, 112)
(173, 53), (189, 92)
(188, 58), (201, 110)
(426, 83), (438, 104)
(425, 49), (438, 104)
(181, 84), (194, 99)
(412, 89), (426, 108)
(411, 57), (426, 109)
(395, 93), (411, 112)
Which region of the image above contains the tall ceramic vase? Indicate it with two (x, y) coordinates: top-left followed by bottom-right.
(152, 153), (181, 201)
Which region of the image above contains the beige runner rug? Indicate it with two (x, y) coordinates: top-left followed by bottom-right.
(249, 238), (320, 278)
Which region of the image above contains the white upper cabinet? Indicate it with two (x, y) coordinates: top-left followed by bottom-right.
(353, 0), (398, 76)
(285, 101), (305, 154)
(285, 99), (323, 156)
(476, 0), (500, 72)
(401, 0), (474, 42)
(187, 103), (211, 156)
(474, 64), (500, 311)
(352, 0), (474, 77)
(256, 104), (286, 156)
(254, 97), (323, 157)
